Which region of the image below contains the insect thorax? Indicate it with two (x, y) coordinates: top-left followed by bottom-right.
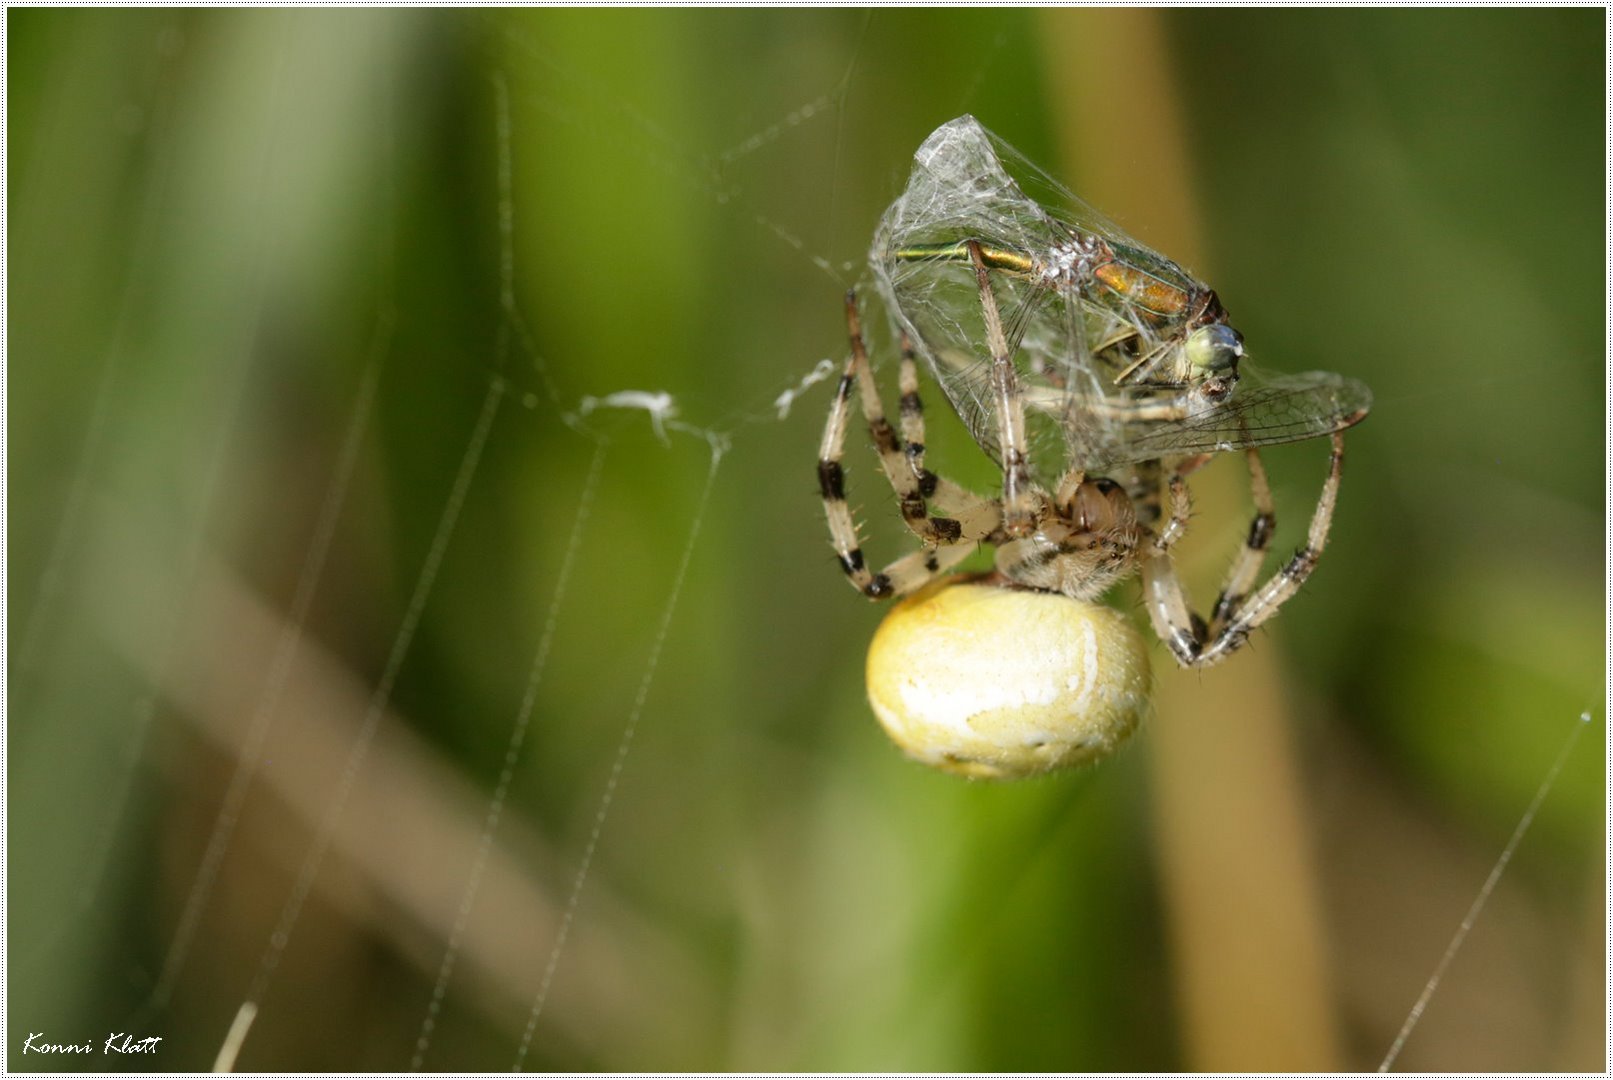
(1036, 233), (1109, 289)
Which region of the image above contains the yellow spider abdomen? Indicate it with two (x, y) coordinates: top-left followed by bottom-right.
(866, 578), (1152, 779)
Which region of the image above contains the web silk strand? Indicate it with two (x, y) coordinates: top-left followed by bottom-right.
(1377, 710), (1593, 1071)
(511, 435), (726, 1072)
(219, 375), (506, 1069)
(409, 439), (607, 1070)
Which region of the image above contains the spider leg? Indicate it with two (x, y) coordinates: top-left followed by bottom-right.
(842, 293), (979, 546)
(1126, 460), (1164, 527)
(896, 332), (926, 476)
(894, 327), (1004, 538)
(1142, 432), (1345, 668)
(1053, 467), (1087, 515)
(875, 541), (980, 597)
(1208, 448), (1276, 636)
(1149, 454), (1213, 555)
(818, 323), (892, 597)
(818, 292), (1000, 600)
(1202, 432), (1343, 663)
(968, 241), (1040, 537)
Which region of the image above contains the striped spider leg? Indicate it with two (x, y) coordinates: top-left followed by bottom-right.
(1140, 432), (1346, 668)
(818, 291), (1000, 599)
(966, 240), (1040, 538)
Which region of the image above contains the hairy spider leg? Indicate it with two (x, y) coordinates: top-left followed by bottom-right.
(1209, 448), (1277, 637)
(1127, 460), (1165, 527)
(1141, 431), (1346, 667)
(896, 332), (925, 475)
(818, 292), (1000, 599)
(968, 241), (1040, 538)
(891, 328), (1003, 536)
(845, 292), (985, 546)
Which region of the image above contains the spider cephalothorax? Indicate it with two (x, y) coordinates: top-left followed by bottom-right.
(992, 476), (1140, 601)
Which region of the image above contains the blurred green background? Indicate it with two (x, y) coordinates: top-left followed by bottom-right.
(8, 9), (1603, 1072)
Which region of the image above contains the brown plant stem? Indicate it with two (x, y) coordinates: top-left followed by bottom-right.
(1040, 9), (1342, 1069)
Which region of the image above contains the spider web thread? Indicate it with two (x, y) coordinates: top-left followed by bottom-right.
(408, 439), (606, 1070)
(240, 373), (505, 1019)
(1376, 708), (1594, 1072)
(512, 429), (727, 1072)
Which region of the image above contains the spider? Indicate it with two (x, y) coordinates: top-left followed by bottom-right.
(819, 118), (1368, 778)
(817, 253), (1354, 778)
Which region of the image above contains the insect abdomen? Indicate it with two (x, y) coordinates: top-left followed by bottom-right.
(1092, 261), (1192, 317)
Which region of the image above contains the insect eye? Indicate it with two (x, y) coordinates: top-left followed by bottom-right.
(1185, 324), (1244, 375)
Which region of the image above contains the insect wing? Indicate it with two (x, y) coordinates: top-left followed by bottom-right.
(870, 117), (1114, 481)
(875, 115), (1065, 255)
(1077, 365), (1373, 469)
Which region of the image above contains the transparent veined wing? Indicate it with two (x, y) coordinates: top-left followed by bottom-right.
(1050, 365), (1373, 471)
(919, 341), (1370, 472)
(874, 114), (1164, 273)
(868, 116), (1115, 485)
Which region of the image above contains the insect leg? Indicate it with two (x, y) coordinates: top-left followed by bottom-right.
(1076, 394), (1194, 424)
(1110, 337), (1176, 386)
